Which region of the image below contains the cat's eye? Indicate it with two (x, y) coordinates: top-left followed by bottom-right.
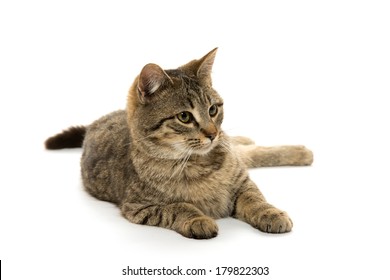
(177, 111), (193, 123)
(209, 104), (218, 117)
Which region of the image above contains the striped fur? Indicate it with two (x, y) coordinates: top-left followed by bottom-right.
(48, 49), (313, 239)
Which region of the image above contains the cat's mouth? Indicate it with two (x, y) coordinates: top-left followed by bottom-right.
(190, 138), (218, 155)
(171, 138), (217, 157)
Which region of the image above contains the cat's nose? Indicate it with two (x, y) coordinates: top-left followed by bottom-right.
(201, 125), (218, 141)
(202, 129), (217, 141)
(206, 133), (216, 141)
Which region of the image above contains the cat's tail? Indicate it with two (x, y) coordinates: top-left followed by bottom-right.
(45, 126), (87, 150)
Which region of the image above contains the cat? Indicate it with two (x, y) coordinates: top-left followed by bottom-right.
(45, 48), (313, 239)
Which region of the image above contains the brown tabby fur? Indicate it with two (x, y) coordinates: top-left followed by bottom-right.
(45, 48), (313, 239)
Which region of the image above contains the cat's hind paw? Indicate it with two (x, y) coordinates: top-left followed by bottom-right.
(286, 145), (313, 166)
(230, 136), (256, 145)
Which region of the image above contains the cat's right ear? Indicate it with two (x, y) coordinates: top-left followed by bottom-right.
(137, 63), (172, 102)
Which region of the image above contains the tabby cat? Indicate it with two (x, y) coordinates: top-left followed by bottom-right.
(45, 48), (313, 239)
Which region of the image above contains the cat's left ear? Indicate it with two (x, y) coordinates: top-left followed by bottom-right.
(196, 48), (218, 84)
(181, 48), (218, 85)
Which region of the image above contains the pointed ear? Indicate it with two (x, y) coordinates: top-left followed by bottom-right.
(196, 47), (218, 83)
(180, 48), (218, 85)
(137, 63), (172, 100)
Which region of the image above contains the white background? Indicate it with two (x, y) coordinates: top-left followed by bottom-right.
(1, 0), (389, 279)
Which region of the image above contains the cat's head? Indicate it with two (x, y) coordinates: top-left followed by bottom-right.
(127, 48), (224, 159)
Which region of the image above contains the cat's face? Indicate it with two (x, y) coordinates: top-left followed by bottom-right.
(127, 49), (224, 159)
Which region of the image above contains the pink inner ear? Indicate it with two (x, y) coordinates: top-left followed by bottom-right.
(138, 63), (172, 97)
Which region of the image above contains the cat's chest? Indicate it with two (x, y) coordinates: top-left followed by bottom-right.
(165, 162), (241, 218)
(134, 148), (243, 218)
(174, 178), (234, 218)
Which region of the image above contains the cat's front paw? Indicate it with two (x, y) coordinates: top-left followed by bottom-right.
(182, 216), (218, 239)
(256, 208), (293, 234)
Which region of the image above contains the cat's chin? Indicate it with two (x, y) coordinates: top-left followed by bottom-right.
(192, 143), (217, 156)
(168, 144), (215, 159)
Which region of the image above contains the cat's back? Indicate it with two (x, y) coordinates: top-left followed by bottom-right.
(84, 110), (129, 149)
(81, 110), (134, 203)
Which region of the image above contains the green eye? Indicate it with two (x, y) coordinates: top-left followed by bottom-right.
(177, 111), (192, 123)
(209, 104), (218, 117)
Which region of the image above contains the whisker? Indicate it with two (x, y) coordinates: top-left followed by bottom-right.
(167, 143), (192, 181)
(218, 138), (232, 154)
(177, 148), (193, 177)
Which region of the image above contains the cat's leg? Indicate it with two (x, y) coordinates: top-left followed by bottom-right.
(120, 202), (218, 239)
(233, 179), (293, 233)
(237, 145), (313, 168)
